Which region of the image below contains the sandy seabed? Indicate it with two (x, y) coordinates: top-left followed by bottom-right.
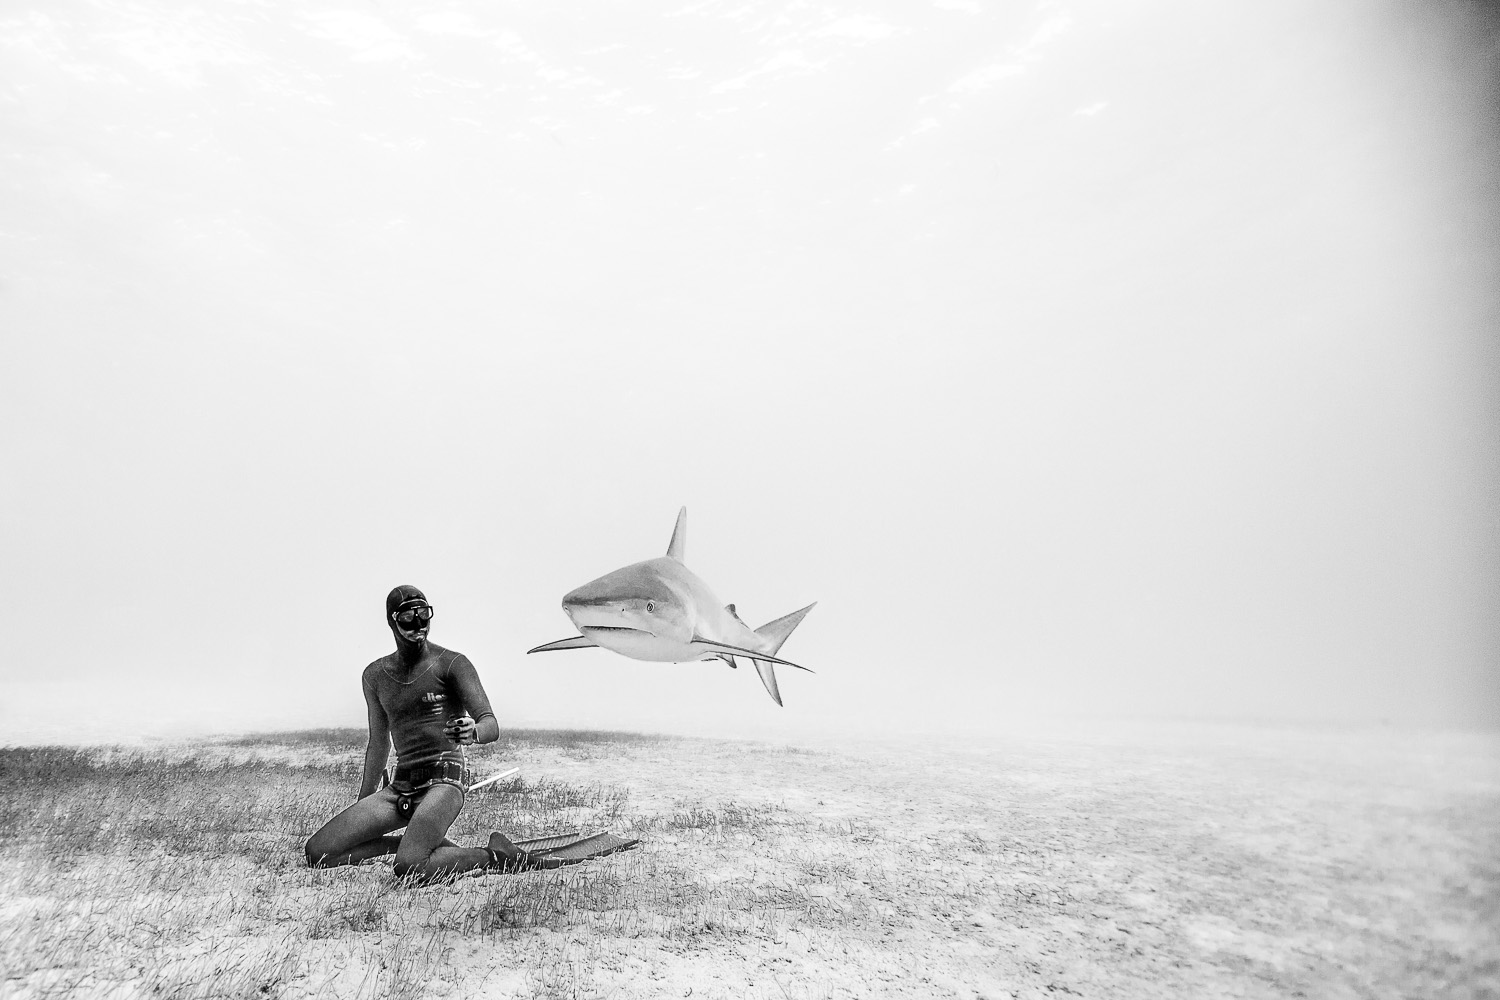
(2, 722), (1496, 999)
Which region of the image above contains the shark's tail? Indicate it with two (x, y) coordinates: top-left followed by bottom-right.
(751, 603), (817, 707)
(755, 603), (816, 656)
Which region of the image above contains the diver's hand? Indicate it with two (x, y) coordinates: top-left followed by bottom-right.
(444, 715), (477, 745)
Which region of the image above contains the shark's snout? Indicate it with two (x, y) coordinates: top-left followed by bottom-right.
(562, 590), (634, 632)
(562, 594), (610, 611)
(555, 559), (695, 646)
(562, 575), (627, 610)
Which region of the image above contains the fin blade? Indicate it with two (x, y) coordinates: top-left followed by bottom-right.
(752, 658), (783, 706)
(688, 637), (814, 673)
(527, 636), (599, 654)
(666, 506), (687, 562)
(754, 602), (817, 657)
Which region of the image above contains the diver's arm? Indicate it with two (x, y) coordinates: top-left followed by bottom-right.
(358, 680), (392, 798)
(450, 654), (499, 746)
(472, 713), (499, 745)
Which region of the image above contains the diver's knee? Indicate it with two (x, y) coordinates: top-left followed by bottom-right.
(392, 845), (437, 881)
(304, 835), (330, 867)
(392, 858), (424, 880)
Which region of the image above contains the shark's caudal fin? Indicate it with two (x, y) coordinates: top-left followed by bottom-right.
(755, 603), (817, 656)
(666, 506), (687, 561)
(751, 659), (783, 706)
(748, 603), (817, 707)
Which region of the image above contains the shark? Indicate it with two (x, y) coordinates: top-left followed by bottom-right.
(527, 508), (816, 706)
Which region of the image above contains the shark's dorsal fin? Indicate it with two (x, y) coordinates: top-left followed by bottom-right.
(725, 603), (745, 625)
(666, 506), (687, 562)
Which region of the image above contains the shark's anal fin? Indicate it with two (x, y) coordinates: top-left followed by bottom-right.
(717, 653), (738, 669)
(666, 506), (687, 562)
(527, 636), (599, 654)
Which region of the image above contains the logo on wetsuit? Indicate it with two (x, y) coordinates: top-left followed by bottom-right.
(420, 691), (448, 716)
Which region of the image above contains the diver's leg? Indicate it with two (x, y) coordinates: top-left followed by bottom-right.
(487, 831), (544, 867)
(391, 785), (494, 880)
(305, 789), (406, 867)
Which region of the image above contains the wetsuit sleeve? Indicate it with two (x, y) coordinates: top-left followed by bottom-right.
(450, 654), (498, 745)
(358, 672), (392, 798)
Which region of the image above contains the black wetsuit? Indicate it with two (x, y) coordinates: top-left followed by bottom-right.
(362, 647), (495, 814)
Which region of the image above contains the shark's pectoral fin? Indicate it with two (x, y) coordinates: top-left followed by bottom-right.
(527, 636), (599, 654)
(752, 658), (783, 707)
(688, 637), (814, 674)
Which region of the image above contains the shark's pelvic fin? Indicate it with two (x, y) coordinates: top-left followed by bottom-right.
(718, 653), (738, 669)
(666, 506), (687, 562)
(527, 636), (599, 654)
(752, 659), (783, 706)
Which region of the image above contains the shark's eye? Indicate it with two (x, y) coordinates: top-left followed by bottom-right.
(646, 601), (656, 613)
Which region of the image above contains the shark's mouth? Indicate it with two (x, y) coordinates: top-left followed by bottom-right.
(580, 625), (652, 635)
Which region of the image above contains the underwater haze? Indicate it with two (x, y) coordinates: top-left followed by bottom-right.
(0, 0), (1496, 744)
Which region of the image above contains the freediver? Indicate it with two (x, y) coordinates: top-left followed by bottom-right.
(303, 585), (536, 879)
